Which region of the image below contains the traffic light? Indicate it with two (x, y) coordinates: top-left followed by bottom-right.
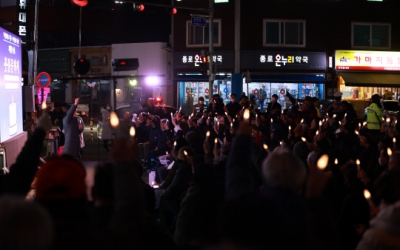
(73, 58), (90, 75)
(133, 3), (144, 11)
(170, 7), (177, 15)
(112, 58), (139, 71)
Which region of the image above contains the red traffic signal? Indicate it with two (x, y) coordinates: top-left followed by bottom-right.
(74, 58), (91, 75)
(133, 3), (144, 11)
(171, 8), (177, 15)
(70, 0), (88, 7)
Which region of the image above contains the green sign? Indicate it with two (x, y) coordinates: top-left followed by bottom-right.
(38, 49), (70, 72)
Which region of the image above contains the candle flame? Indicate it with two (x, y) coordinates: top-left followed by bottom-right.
(110, 112), (119, 128)
(316, 130), (319, 136)
(363, 121), (367, 126)
(301, 137), (306, 142)
(344, 113), (347, 117)
(129, 126), (136, 137)
(230, 122), (233, 127)
(358, 122), (361, 128)
(41, 101), (47, 110)
(333, 114), (337, 119)
(317, 154), (329, 170)
(301, 119), (304, 124)
(214, 138), (218, 144)
(386, 118), (391, 123)
(319, 120), (322, 127)
(393, 137), (397, 144)
(174, 141), (177, 147)
(355, 130), (359, 135)
(280, 141), (283, 146)
(206, 131), (210, 138)
(184, 150), (188, 156)
(243, 109), (250, 121)
(288, 125), (291, 130)
(334, 158), (338, 165)
(263, 144), (268, 150)
(356, 159), (360, 166)
(387, 147), (393, 156)
(364, 189), (371, 200)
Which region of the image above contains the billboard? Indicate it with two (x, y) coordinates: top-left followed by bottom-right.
(335, 50), (400, 71)
(0, 27), (23, 142)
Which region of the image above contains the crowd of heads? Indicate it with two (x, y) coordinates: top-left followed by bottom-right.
(3, 92), (400, 249)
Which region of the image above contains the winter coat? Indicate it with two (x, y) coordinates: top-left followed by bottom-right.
(62, 105), (81, 158)
(101, 109), (113, 140)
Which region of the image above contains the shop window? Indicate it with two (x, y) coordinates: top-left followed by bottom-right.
(263, 19), (305, 47)
(186, 20), (221, 47)
(242, 82), (324, 110)
(352, 22), (390, 49)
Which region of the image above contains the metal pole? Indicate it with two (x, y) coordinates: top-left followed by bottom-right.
(78, 7), (82, 59)
(234, 0), (240, 74)
(33, 0), (39, 86)
(171, 0), (175, 107)
(208, 0), (214, 102)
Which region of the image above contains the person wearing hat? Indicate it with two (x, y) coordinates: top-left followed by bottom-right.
(365, 94), (383, 133)
(192, 96), (207, 116)
(267, 94), (282, 122)
(327, 92), (343, 116)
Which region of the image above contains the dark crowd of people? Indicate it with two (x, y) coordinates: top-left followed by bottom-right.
(2, 91), (400, 250)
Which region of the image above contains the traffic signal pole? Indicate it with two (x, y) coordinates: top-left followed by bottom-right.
(208, 0), (214, 103)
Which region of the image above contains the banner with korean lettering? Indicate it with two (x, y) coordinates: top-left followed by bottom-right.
(241, 51), (326, 70)
(335, 50), (400, 71)
(17, 0), (28, 44)
(0, 27), (23, 142)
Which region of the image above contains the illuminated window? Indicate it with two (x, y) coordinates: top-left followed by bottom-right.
(352, 22), (390, 49)
(186, 20), (221, 47)
(263, 19), (306, 47)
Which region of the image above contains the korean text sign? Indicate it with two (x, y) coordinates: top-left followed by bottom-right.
(0, 27), (23, 142)
(335, 50), (400, 71)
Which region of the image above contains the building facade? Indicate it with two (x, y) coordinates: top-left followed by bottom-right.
(172, 0), (400, 114)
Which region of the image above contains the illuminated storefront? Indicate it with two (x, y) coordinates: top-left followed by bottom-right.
(335, 50), (400, 117)
(241, 51), (326, 109)
(174, 51), (234, 112)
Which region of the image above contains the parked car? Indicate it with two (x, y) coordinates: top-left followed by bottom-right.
(382, 100), (399, 119)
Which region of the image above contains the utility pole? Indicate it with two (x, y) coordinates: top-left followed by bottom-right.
(208, 0), (214, 103)
(33, 0), (40, 100)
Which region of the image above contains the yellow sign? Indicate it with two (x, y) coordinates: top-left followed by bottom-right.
(335, 50), (400, 71)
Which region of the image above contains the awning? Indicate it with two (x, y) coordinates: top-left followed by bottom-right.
(174, 75), (230, 82)
(339, 72), (400, 87)
(249, 74), (325, 83)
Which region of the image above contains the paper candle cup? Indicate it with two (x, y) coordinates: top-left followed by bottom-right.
(110, 112), (119, 128)
(129, 126), (136, 137)
(317, 154), (329, 170)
